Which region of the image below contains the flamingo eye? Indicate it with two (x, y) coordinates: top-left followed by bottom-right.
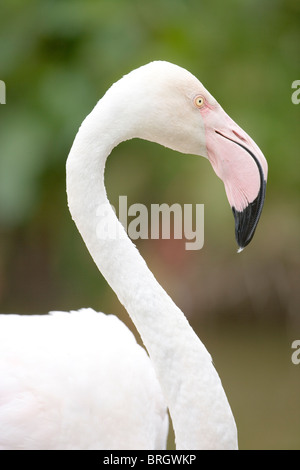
(194, 95), (205, 108)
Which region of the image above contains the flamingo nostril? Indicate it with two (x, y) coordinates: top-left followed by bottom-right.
(232, 129), (247, 143)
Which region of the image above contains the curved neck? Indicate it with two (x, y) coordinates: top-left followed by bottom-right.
(66, 99), (238, 450)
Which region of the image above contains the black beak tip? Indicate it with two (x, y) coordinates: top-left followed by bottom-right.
(233, 204), (257, 250)
(232, 181), (267, 252)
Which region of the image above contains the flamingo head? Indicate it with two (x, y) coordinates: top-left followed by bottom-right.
(104, 61), (268, 250)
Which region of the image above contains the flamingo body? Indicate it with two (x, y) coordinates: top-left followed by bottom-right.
(0, 309), (168, 449)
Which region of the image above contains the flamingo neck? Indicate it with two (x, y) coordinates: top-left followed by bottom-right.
(66, 98), (238, 450)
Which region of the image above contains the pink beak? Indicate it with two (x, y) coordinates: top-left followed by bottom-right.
(204, 110), (268, 250)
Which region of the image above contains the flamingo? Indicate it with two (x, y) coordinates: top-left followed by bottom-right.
(0, 61), (267, 450)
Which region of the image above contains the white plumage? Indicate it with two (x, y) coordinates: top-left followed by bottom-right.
(0, 61), (268, 450)
(0, 309), (168, 449)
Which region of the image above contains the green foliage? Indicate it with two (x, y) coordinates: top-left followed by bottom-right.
(1, 0), (299, 227)
(0, 0), (299, 307)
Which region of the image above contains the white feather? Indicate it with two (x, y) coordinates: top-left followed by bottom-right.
(0, 61), (242, 450)
(0, 309), (168, 449)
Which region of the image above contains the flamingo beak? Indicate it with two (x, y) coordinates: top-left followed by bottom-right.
(205, 113), (268, 251)
(217, 131), (267, 250)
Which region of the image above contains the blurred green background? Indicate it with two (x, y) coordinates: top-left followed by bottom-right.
(0, 0), (299, 450)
